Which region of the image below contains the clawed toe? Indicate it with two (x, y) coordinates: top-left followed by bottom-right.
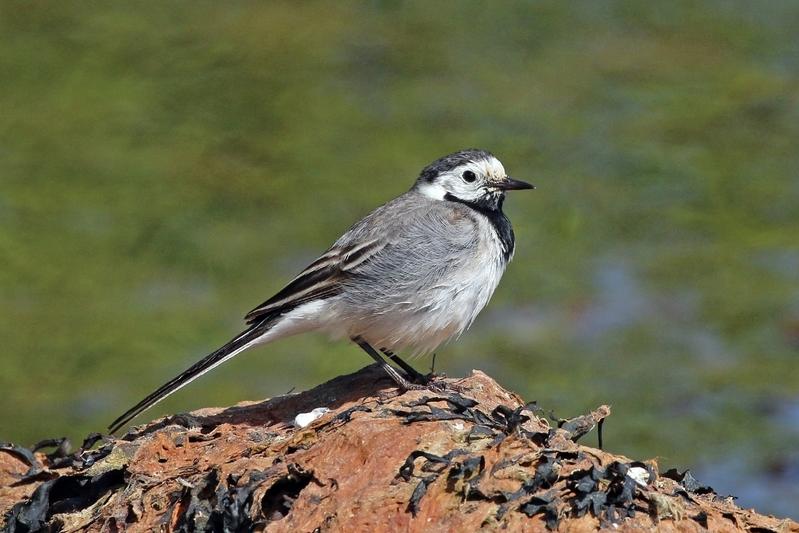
(403, 374), (453, 394)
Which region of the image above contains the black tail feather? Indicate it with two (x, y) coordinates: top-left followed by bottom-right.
(108, 325), (266, 434)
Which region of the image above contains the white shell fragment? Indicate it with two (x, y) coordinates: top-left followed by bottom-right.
(294, 407), (331, 428)
(627, 466), (650, 487)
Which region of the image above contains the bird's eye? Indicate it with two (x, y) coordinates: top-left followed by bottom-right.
(462, 170), (477, 183)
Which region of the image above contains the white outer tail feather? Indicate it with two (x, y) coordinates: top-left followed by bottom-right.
(108, 301), (329, 434)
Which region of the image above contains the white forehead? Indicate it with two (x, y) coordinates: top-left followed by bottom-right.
(451, 156), (506, 180)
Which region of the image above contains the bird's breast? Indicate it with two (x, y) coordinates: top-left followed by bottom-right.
(333, 236), (507, 355)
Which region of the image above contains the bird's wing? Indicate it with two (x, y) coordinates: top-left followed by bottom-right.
(109, 239), (386, 434)
(244, 238), (387, 324)
(246, 192), (484, 325)
(108, 194), (474, 434)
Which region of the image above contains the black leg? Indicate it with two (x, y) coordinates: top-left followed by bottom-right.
(353, 337), (417, 390)
(380, 348), (426, 383)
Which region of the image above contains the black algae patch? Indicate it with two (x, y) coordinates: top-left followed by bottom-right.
(261, 463), (319, 523)
(396, 447), (645, 530)
(174, 469), (274, 533)
(4, 470), (125, 533)
(392, 395), (548, 446)
(0, 443), (48, 484)
(520, 493), (560, 530)
(175, 466), (323, 533)
(394, 396), (658, 530)
(407, 475), (438, 517)
(568, 461), (642, 527)
(692, 510), (709, 528)
(662, 468), (715, 495)
(397, 449), (473, 516)
(314, 405), (372, 431)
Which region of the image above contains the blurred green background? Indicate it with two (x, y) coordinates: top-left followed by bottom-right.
(2, 0), (798, 518)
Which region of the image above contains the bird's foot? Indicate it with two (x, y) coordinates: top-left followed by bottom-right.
(400, 381), (443, 393)
(402, 372), (458, 394)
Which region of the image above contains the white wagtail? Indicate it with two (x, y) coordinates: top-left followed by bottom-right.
(109, 149), (533, 433)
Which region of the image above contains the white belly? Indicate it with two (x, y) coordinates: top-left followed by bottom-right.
(328, 232), (508, 355)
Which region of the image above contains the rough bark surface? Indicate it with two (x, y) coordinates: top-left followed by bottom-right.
(2, 365), (797, 532)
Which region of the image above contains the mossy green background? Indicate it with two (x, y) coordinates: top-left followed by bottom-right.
(1, 1), (797, 517)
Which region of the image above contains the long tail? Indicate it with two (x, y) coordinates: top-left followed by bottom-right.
(108, 324), (268, 434)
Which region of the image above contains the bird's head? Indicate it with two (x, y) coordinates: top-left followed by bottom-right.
(413, 149), (533, 211)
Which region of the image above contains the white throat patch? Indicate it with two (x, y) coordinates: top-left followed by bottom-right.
(416, 181), (447, 200)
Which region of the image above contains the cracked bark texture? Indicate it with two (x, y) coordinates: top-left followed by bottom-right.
(2, 364), (797, 532)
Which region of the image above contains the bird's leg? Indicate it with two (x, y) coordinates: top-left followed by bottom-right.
(382, 349), (447, 386)
(353, 338), (426, 391)
(379, 348), (427, 384)
(386, 349), (455, 393)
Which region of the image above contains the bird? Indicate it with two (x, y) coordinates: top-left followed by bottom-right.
(108, 149), (534, 434)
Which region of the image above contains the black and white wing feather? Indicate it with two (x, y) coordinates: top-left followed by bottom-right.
(108, 239), (386, 434)
(244, 239), (386, 324)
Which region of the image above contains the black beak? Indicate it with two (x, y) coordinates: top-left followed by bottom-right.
(498, 177), (535, 191)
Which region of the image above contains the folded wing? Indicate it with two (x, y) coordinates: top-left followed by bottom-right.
(244, 239), (386, 325)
